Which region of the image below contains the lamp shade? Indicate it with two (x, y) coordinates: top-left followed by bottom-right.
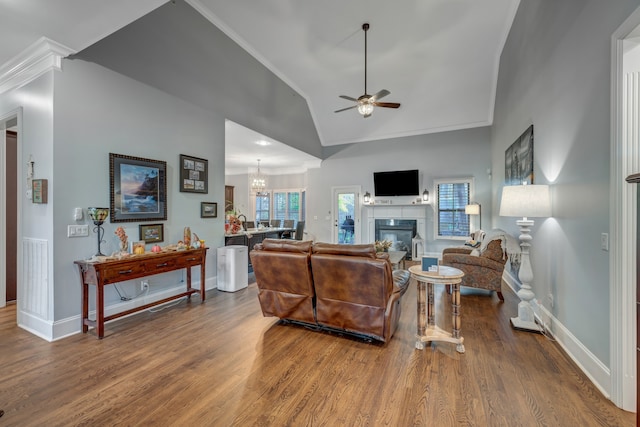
(465, 203), (480, 215)
(87, 207), (109, 222)
(499, 184), (551, 218)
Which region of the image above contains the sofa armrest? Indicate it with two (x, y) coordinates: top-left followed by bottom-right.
(392, 269), (411, 297)
(442, 246), (473, 256)
(442, 253), (504, 272)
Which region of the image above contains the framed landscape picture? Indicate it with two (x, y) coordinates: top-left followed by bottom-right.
(180, 154), (208, 193)
(139, 223), (164, 243)
(110, 153), (167, 223)
(505, 125), (534, 185)
(201, 202), (217, 218)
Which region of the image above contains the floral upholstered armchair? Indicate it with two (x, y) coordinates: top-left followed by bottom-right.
(440, 229), (519, 301)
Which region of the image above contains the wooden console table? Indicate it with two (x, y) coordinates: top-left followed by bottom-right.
(74, 247), (208, 338)
(408, 265), (465, 353)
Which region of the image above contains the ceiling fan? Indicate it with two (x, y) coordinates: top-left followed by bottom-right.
(335, 23), (401, 118)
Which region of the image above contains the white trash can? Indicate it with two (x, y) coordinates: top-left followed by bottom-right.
(216, 245), (248, 292)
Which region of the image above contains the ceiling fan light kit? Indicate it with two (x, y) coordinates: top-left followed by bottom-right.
(335, 23), (400, 118)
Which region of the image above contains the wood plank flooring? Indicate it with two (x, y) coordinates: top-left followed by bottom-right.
(0, 278), (634, 426)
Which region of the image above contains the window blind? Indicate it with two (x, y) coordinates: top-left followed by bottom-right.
(437, 182), (470, 237)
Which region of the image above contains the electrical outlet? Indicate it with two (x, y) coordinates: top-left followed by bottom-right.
(141, 280), (149, 291)
(548, 293), (554, 308)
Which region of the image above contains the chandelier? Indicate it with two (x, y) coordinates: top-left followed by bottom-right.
(251, 159), (267, 194)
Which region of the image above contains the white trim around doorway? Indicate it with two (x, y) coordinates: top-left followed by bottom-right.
(610, 5), (640, 411)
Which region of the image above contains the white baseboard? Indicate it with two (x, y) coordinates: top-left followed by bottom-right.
(18, 310), (54, 342)
(502, 270), (611, 398)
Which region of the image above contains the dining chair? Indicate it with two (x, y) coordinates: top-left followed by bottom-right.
(270, 219), (282, 228)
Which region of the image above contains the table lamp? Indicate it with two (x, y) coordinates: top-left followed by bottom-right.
(465, 202), (481, 230)
(87, 207), (110, 256)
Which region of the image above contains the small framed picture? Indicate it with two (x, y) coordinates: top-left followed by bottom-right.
(180, 154), (208, 193)
(201, 202), (217, 218)
(32, 179), (48, 204)
(139, 223), (164, 243)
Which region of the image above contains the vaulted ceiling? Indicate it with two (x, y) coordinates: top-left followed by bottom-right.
(0, 0), (520, 170)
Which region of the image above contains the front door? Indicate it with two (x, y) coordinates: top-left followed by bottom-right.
(332, 186), (361, 244)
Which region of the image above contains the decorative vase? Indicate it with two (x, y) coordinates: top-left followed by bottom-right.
(184, 227), (191, 248)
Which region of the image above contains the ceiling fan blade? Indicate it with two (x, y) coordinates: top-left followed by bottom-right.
(334, 105), (358, 113)
(364, 113), (372, 118)
(371, 89), (390, 101)
(374, 102), (401, 109)
(339, 95), (358, 102)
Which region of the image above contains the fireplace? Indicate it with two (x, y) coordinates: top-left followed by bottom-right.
(374, 219), (417, 253)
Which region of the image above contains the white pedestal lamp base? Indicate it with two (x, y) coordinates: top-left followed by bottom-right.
(510, 316), (542, 333)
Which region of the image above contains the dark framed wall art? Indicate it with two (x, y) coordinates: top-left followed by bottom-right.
(201, 202), (217, 218)
(109, 153), (167, 223)
(505, 125), (534, 185)
(139, 223), (164, 243)
(180, 154), (208, 193)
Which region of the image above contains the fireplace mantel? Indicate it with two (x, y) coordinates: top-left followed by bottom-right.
(364, 204), (429, 219)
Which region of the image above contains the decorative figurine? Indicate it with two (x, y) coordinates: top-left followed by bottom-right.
(184, 227), (191, 248)
(114, 226), (128, 253)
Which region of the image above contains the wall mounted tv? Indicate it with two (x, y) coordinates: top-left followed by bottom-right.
(373, 169), (420, 197)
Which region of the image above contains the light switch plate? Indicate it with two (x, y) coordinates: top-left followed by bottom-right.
(601, 233), (609, 251)
(68, 225), (89, 237)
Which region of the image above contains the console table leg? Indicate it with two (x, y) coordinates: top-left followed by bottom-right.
(186, 267), (192, 300)
(200, 262), (206, 301)
(82, 281), (88, 333)
(96, 285), (105, 339)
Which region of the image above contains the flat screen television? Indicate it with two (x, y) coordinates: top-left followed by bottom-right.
(373, 169), (419, 197)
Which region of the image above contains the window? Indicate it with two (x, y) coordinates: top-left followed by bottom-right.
(435, 178), (473, 239)
(254, 189), (304, 223)
(273, 191), (300, 221)
(255, 193), (270, 222)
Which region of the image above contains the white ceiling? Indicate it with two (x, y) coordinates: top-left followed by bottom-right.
(0, 0), (520, 171)
(225, 120), (321, 175)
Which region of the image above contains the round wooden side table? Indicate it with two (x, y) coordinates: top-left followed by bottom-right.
(408, 265), (465, 353)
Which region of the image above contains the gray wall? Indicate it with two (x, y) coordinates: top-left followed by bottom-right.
(491, 0), (640, 366)
(306, 127), (492, 250)
(74, 0), (322, 160)
(51, 59), (226, 320)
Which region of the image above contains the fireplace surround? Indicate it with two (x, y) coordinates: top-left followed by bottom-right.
(365, 205), (428, 258)
(375, 219), (417, 253)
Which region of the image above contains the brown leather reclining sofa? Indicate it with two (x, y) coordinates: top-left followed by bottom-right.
(250, 239), (411, 342)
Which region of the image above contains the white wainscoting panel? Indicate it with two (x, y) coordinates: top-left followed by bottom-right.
(21, 238), (49, 320)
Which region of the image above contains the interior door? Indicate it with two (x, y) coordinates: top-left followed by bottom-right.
(332, 186), (361, 244)
(5, 130), (16, 302)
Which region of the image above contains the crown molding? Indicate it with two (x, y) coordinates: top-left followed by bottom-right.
(0, 37), (75, 95)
